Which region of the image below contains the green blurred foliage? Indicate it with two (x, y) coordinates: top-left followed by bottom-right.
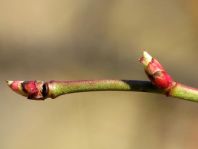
(1, 0), (198, 149)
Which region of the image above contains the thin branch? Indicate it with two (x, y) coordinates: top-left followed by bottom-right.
(6, 51), (198, 102)
(6, 80), (163, 100)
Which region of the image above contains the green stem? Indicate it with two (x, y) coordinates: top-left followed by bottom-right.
(170, 83), (198, 102)
(7, 80), (163, 100)
(47, 80), (163, 98)
(8, 80), (198, 102)
(7, 80), (198, 101)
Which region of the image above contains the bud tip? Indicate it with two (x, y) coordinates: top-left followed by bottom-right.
(6, 80), (13, 86)
(139, 50), (153, 66)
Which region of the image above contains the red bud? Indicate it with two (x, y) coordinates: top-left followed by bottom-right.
(7, 80), (46, 100)
(140, 51), (175, 91)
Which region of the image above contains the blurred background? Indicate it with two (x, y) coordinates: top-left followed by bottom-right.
(1, 0), (198, 148)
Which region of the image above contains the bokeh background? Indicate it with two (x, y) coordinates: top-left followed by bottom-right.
(1, 0), (198, 148)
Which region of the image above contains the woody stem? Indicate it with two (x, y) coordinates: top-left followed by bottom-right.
(46, 80), (163, 99)
(46, 80), (198, 101)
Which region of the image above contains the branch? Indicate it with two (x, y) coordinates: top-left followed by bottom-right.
(6, 80), (163, 100)
(6, 51), (198, 102)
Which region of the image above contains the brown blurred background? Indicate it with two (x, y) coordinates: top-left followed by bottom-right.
(1, 0), (198, 148)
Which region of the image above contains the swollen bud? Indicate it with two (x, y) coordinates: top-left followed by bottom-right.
(140, 51), (175, 91)
(7, 80), (47, 100)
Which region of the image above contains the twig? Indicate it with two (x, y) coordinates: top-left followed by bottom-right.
(6, 80), (163, 100)
(7, 51), (198, 102)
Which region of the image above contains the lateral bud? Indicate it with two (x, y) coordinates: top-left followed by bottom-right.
(140, 51), (175, 91)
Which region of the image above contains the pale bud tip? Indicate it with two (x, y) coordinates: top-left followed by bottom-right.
(143, 51), (152, 62)
(139, 50), (153, 66)
(6, 80), (13, 86)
